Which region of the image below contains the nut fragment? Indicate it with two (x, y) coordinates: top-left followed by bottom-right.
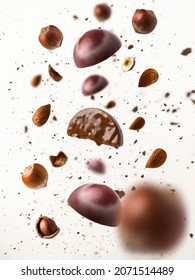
(39, 25), (63, 50)
(22, 163), (48, 189)
(94, 3), (112, 21)
(121, 57), (135, 72)
(106, 100), (116, 109)
(31, 75), (42, 87)
(129, 117), (145, 130)
(50, 151), (68, 167)
(36, 216), (60, 239)
(48, 64), (63, 82)
(138, 68), (159, 87)
(146, 148), (167, 168)
(32, 104), (51, 127)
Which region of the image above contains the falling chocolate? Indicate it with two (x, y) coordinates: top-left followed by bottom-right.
(67, 108), (123, 148)
(119, 184), (185, 252)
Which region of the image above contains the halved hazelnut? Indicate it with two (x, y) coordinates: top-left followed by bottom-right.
(36, 216), (60, 239)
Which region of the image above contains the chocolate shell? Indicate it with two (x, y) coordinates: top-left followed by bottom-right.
(73, 29), (121, 68)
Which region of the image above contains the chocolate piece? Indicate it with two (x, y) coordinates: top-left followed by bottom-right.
(181, 48), (192, 56)
(119, 184), (185, 252)
(68, 183), (122, 226)
(82, 75), (108, 96)
(73, 29), (121, 68)
(87, 159), (106, 173)
(67, 108), (123, 148)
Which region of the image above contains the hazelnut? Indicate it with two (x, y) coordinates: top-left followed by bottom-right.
(22, 163), (48, 189)
(132, 9), (157, 34)
(94, 3), (111, 21)
(38, 25), (63, 50)
(36, 216), (60, 239)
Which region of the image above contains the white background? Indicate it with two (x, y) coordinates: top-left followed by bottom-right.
(0, 0), (195, 260)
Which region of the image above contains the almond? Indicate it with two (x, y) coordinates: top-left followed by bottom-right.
(31, 74), (42, 87)
(50, 151), (68, 167)
(129, 117), (145, 130)
(138, 68), (159, 87)
(32, 104), (51, 127)
(48, 64), (63, 82)
(146, 148), (167, 168)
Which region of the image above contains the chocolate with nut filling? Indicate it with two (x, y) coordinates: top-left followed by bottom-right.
(67, 108), (123, 148)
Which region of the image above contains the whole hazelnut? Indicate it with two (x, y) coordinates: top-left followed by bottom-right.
(94, 3), (111, 21)
(132, 9), (157, 34)
(36, 216), (60, 239)
(39, 25), (63, 50)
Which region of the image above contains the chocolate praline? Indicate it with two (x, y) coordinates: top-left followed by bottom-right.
(119, 184), (185, 252)
(73, 29), (121, 68)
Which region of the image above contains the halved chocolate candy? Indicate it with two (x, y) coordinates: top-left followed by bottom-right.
(67, 108), (123, 149)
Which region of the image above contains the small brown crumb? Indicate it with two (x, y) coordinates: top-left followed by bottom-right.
(73, 15), (79, 20)
(132, 106), (138, 113)
(165, 92), (170, 98)
(106, 100), (116, 109)
(131, 186), (136, 191)
(115, 190), (125, 198)
(128, 44), (134, 50)
(24, 126), (28, 133)
(189, 233), (193, 238)
(181, 48), (192, 56)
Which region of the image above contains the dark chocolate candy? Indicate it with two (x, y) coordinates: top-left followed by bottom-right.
(82, 75), (108, 96)
(68, 183), (122, 226)
(73, 29), (121, 68)
(119, 184), (185, 252)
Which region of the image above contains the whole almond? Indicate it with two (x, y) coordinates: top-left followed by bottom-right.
(146, 148), (167, 168)
(129, 117), (145, 130)
(138, 68), (159, 87)
(32, 104), (51, 127)
(48, 64), (63, 82)
(31, 74), (42, 87)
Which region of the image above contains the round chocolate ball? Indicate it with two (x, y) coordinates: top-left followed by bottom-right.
(119, 184), (185, 252)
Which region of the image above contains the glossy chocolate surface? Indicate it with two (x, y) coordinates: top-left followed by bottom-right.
(82, 75), (108, 96)
(67, 108), (123, 148)
(68, 183), (122, 226)
(120, 184), (185, 252)
(73, 29), (121, 68)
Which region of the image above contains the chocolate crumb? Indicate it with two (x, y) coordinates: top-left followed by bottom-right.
(181, 48), (192, 56)
(165, 92), (170, 98)
(189, 233), (193, 238)
(131, 186), (136, 191)
(73, 15), (79, 20)
(128, 44), (134, 50)
(132, 106), (138, 112)
(115, 190), (125, 198)
(106, 100), (116, 109)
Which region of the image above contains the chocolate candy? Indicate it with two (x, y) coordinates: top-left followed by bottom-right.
(68, 183), (122, 226)
(82, 75), (108, 96)
(119, 184), (185, 252)
(67, 108), (123, 148)
(73, 29), (121, 68)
